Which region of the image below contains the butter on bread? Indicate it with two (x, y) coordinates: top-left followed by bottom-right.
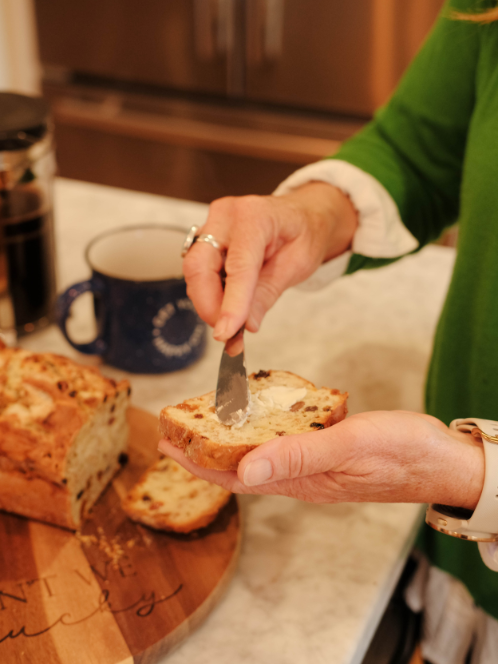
(0, 342), (130, 529)
(159, 370), (348, 471)
(122, 457), (231, 533)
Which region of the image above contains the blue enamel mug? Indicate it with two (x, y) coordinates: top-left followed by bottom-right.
(57, 224), (206, 373)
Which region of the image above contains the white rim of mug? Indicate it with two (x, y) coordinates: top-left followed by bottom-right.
(84, 223), (188, 283)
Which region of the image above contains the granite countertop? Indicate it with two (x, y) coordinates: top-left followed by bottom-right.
(20, 178), (456, 664)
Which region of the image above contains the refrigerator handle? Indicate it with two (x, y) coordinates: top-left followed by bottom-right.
(246, 0), (284, 67)
(194, 0), (236, 60)
(264, 0), (284, 62)
(194, 0), (219, 61)
(216, 0), (233, 57)
(194, 0), (244, 96)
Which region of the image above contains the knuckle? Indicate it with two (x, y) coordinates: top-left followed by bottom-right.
(209, 196), (236, 214)
(257, 279), (283, 303)
(225, 246), (261, 276)
(203, 196), (238, 234)
(231, 196), (271, 226)
(280, 440), (306, 479)
(225, 258), (255, 279)
(292, 255), (315, 279)
(239, 194), (265, 209)
(233, 194), (260, 209)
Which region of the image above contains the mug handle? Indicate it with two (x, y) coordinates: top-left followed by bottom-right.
(56, 278), (108, 355)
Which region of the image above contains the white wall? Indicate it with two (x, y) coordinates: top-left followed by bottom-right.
(0, 0), (40, 94)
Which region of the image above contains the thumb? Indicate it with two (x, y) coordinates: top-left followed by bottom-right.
(237, 430), (340, 487)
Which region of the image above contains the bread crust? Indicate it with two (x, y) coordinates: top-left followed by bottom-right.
(122, 458), (232, 533)
(0, 345), (130, 529)
(0, 468), (76, 529)
(123, 490), (231, 533)
(159, 371), (348, 471)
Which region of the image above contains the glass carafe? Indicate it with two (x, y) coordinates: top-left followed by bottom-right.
(0, 93), (57, 344)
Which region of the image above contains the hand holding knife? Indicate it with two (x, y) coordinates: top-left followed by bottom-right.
(182, 225), (250, 427)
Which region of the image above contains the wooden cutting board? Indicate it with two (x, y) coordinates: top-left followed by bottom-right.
(0, 408), (241, 664)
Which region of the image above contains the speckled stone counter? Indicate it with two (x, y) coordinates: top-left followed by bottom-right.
(20, 178), (457, 664)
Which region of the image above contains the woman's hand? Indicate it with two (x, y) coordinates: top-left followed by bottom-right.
(183, 182), (358, 342)
(158, 411), (484, 509)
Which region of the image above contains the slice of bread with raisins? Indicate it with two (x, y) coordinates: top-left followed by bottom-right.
(122, 457), (231, 533)
(159, 370), (348, 471)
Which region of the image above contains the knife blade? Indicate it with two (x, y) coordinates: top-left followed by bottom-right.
(215, 324), (250, 427)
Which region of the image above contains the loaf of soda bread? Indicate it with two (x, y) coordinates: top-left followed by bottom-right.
(0, 343), (130, 530)
(122, 457), (232, 533)
(159, 370), (348, 471)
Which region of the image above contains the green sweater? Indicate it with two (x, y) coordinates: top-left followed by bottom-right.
(332, 0), (498, 619)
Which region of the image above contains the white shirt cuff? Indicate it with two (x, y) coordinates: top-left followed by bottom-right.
(273, 160), (419, 289)
(478, 542), (498, 572)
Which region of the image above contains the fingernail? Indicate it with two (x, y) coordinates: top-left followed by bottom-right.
(243, 459), (273, 486)
(213, 317), (229, 340)
(157, 441), (168, 454)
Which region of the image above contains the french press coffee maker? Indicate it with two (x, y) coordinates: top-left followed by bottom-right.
(0, 93), (57, 343)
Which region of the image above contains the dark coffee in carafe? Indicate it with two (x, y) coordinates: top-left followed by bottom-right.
(1, 187), (56, 329)
(0, 93), (57, 338)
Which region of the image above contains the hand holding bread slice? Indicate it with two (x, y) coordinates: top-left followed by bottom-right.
(159, 370), (348, 471)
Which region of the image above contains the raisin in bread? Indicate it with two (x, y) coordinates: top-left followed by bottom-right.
(122, 457), (232, 533)
(0, 343), (130, 530)
(159, 370), (348, 471)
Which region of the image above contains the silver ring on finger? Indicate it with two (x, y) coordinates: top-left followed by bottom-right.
(196, 233), (224, 252)
(181, 225), (199, 257)
(181, 225), (226, 257)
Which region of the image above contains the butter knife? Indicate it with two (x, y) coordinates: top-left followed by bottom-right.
(215, 325), (250, 426)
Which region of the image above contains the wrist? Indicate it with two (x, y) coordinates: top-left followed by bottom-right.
(426, 418), (498, 543)
(286, 181), (358, 262)
(438, 440), (484, 510)
(323, 185), (359, 261)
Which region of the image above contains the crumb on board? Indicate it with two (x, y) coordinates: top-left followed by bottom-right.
(75, 528), (139, 568)
(75, 532), (98, 546)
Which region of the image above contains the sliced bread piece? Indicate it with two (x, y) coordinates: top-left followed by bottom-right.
(159, 370), (348, 471)
(122, 457), (232, 533)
